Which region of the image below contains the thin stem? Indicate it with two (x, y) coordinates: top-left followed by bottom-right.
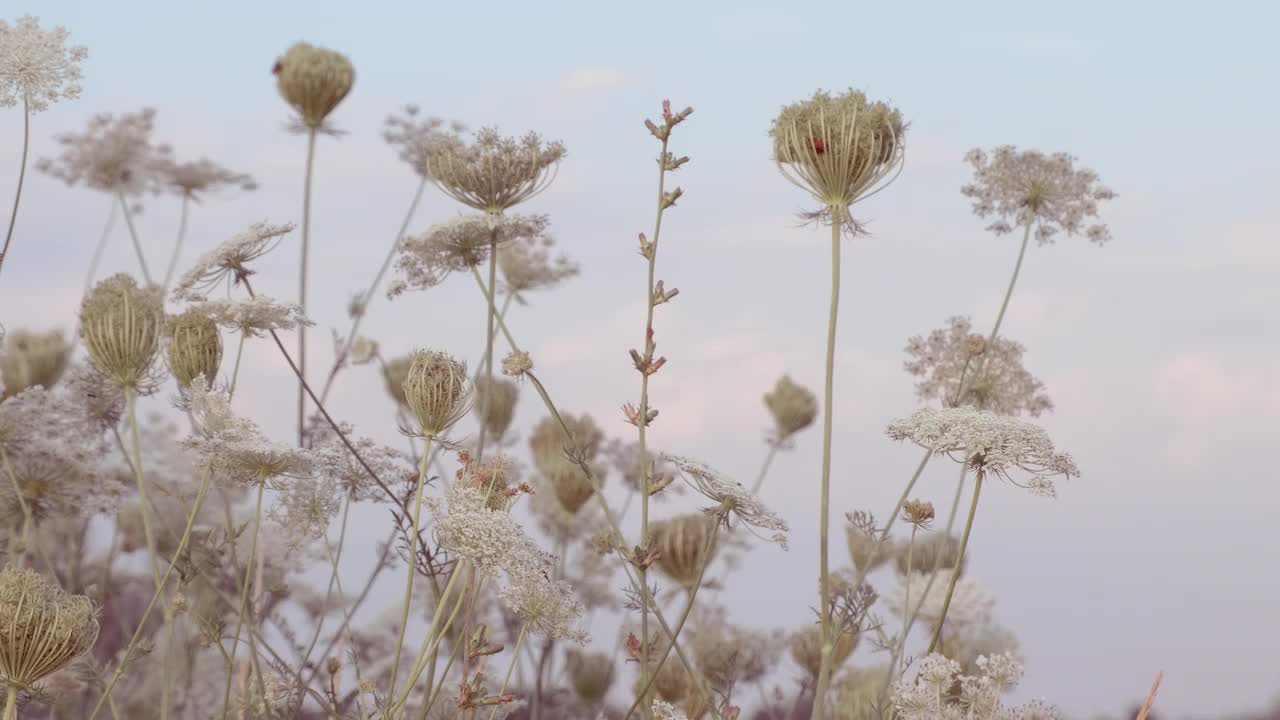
(988, 215), (1033, 349)
(220, 483), (266, 718)
(623, 522), (719, 720)
(810, 216), (842, 720)
(0, 446), (33, 565)
(896, 527), (917, 677)
(486, 626), (526, 720)
(116, 192), (153, 285)
(317, 178), (427, 406)
(298, 127), (318, 447)
(419, 635), (463, 720)
(476, 230), (499, 462)
(161, 193), (191, 294)
(0, 99), (30, 282)
(3, 684), (15, 720)
(291, 494), (354, 701)
(228, 335), (246, 396)
(748, 441), (780, 495)
(395, 562), (472, 711)
(926, 469), (984, 654)
(388, 435), (435, 701)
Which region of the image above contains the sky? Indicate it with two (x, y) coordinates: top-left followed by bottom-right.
(2, 0), (1279, 717)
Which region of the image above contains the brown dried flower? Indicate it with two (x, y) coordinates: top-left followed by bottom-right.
(529, 412), (603, 476)
(789, 623), (857, 678)
(165, 309), (222, 388)
(79, 274), (165, 390)
(902, 499), (935, 529)
(501, 350), (532, 378)
(381, 353), (413, 407)
(763, 375), (818, 442)
(567, 649), (616, 703)
(651, 513), (718, 589)
(402, 350), (469, 436)
(0, 564), (99, 687)
(474, 376), (519, 439)
(0, 329), (71, 399)
(272, 42), (354, 131)
(426, 127), (566, 214)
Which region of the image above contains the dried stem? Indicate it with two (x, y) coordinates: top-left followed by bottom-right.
(220, 483), (266, 717)
(116, 191), (153, 285)
(0, 99), (30, 282)
(387, 435), (436, 701)
(160, 192), (191, 294)
(297, 127), (318, 447)
(926, 469), (984, 653)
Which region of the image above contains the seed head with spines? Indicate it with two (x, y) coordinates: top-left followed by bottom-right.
(272, 42), (354, 131)
(402, 349), (469, 436)
(0, 329), (71, 398)
(0, 564), (99, 687)
(79, 273), (165, 390)
(165, 309), (222, 388)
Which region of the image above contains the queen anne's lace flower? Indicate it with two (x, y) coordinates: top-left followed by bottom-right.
(171, 221), (295, 300)
(183, 376), (316, 486)
(885, 407), (1078, 495)
(425, 484), (553, 580)
(961, 145), (1115, 245)
(425, 127), (565, 213)
(498, 230), (578, 302)
(905, 316), (1052, 417)
(663, 454), (789, 548)
(387, 214), (552, 297)
(383, 105), (466, 179)
(159, 157), (257, 199)
(651, 699), (689, 720)
(893, 652), (1059, 720)
(499, 573), (588, 644)
(36, 108), (171, 199)
(0, 15), (87, 112)
(191, 296), (312, 338)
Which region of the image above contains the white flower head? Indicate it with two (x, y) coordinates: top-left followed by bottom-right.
(651, 699), (689, 720)
(426, 484), (553, 580)
(885, 407), (1078, 495)
(388, 213), (551, 298)
(663, 454), (789, 548)
(0, 15), (88, 112)
(36, 108), (171, 199)
(904, 316), (1052, 418)
(172, 221), (295, 301)
(499, 572), (588, 645)
(961, 145), (1115, 245)
(183, 376), (317, 486)
(191, 296), (312, 338)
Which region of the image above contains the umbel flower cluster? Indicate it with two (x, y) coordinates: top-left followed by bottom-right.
(0, 18), (1130, 720)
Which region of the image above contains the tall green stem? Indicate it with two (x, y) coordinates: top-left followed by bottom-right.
(116, 193), (153, 285)
(926, 469), (984, 653)
(486, 626), (526, 720)
(0, 99), (30, 282)
(988, 215), (1033, 349)
(810, 216), (842, 720)
(388, 435), (435, 701)
(297, 128), (318, 447)
(220, 483), (266, 718)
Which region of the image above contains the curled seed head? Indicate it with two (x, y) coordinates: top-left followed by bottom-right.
(474, 376), (519, 439)
(902, 499), (936, 529)
(402, 350), (468, 436)
(548, 461), (595, 514)
(0, 564), (99, 686)
(789, 623), (858, 678)
(0, 329), (72, 398)
(651, 513), (718, 589)
(566, 649), (615, 703)
(273, 42), (354, 130)
(763, 375), (818, 441)
(165, 309), (222, 388)
(79, 273), (165, 389)
(896, 533), (966, 577)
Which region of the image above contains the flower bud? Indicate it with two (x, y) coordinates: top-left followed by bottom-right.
(651, 513), (718, 589)
(273, 42), (354, 130)
(165, 310), (222, 388)
(0, 330), (72, 398)
(402, 350), (468, 436)
(79, 274), (164, 389)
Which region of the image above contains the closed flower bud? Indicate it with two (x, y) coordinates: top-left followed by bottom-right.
(0, 329), (72, 398)
(764, 375), (818, 441)
(789, 623), (857, 678)
(402, 350), (469, 436)
(567, 649), (615, 702)
(165, 310), (222, 388)
(79, 274), (164, 389)
(0, 564), (99, 687)
(475, 376), (518, 439)
(651, 513), (718, 589)
(381, 353), (413, 407)
(273, 42), (354, 130)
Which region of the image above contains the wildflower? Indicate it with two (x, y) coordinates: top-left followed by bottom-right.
(501, 350), (532, 378)
(833, 664), (894, 718)
(529, 413), (603, 477)
(499, 572), (588, 644)
(689, 607), (781, 691)
(789, 623), (857, 678)
(425, 483), (553, 580)
(0, 445), (112, 524)
(567, 650), (615, 702)
(165, 309), (222, 388)
(498, 231), (579, 302)
(388, 213), (552, 297)
(902, 499), (935, 528)
(0, 15), (87, 112)
(892, 652), (1057, 720)
(157, 156), (257, 199)
(273, 42), (354, 132)
(905, 316), (1053, 417)
(651, 513), (718, 589)
(309, 419), (413, 502)
(0, 564), (98, 688)
(425, 127), (566, 214)
(402, 350), (469, 436)
(651, 699), (689, 720)
(763, 375), (818, 442)
(770, 88), (905, 227)
(885, 407), (1078, 495)
(887, 571), (994, 628)
(453, 449), (520, 511)
(663, 454), (789, 547)
(268, 475), (341, 558)
(846, 521), (894, 573)
(191, 296), (312, 338)
(0, 329), (71, 398)
(36, 108), (171, 199)
(383, 105), (466, 179)
(79, 274), (165, 390)
(531, 474), (604, 544)
(961, 145), (1115, 245)
(183, 376), (316, 486)
(474, 376), (518, 439)
(171, 221), (295, 300)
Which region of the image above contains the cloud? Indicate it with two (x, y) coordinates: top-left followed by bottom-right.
(557, 65), (625, 96)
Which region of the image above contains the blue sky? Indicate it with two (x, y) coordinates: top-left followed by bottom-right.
(3, 1), (1280, 717)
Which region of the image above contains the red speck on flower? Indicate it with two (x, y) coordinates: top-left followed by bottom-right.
(812, 137), (826, 155)
(271, 61), (283, 76)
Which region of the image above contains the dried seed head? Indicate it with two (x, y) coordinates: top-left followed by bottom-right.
(381, 353), (413, 407)
(0, 564), (99, 686)
(651, 513), (718, 589)
(426, 127), (566, 213)
(547, 461), (596, 514)
(0, 329), (72, 398)
(896, 533), (966, 577)
(273, 42), (354, 130)
(846, 523), (893, 573)
(771, 88), (905, 215)
(79, 273), (164, 389)
(567, 649), (615, 702)
(788, 623), (857, 678)
(402, 350), (469, 436)
(501, 350), (532, 378)
(474, 375), (518, 438)
(902, 499), (935, 529)
(763, 375), (818, 441)
(165, 309), (222, 388)
(529, 413), (603, 476)
(634, 658), (692, 705)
